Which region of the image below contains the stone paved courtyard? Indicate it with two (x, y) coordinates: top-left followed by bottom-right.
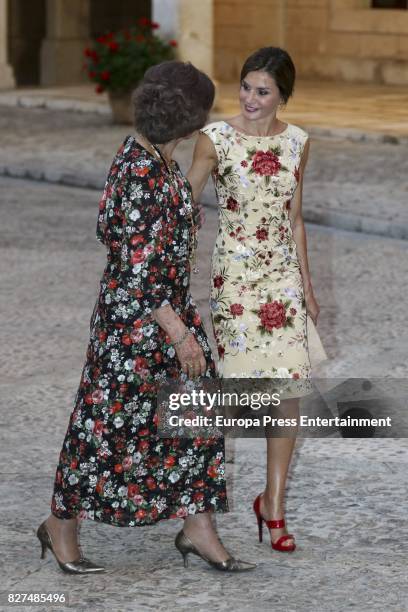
(1, 165), (407, 611)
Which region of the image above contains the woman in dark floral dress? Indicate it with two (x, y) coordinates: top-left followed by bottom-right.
(37, 61), (255, 574)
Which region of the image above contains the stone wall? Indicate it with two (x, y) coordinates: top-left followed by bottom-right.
(214, 0), (408, 84)
(213, 0), (286, 81)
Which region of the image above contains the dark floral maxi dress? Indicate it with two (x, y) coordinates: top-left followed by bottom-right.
(51, 135), (228, 527)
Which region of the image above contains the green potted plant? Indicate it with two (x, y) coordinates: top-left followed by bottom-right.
(84, 17), (177, 124)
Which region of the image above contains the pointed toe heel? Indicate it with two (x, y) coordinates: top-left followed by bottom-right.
(175, 530), (256, 572)
(36, 521), (106, 574)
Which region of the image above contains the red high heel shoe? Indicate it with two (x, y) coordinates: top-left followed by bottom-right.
(253, 494), (296, 552)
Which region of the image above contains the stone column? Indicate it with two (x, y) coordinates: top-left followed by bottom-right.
(152, 0), (214, 77)
(40, 0), (90, 86)
(0, 0), (16, 89)
(152, 0), (180, 40)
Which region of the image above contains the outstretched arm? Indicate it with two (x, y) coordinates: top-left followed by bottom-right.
(289, 140), (320, 324)
(187, 132), (218, 202)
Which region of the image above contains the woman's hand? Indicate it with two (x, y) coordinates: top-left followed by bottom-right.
(305, 288), (320, 325)
(174, 332), (207, 379)
(192, 203), (205, 230)
(152, 304), (207, 377)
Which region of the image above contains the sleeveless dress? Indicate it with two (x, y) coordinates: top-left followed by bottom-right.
(51, 136), (228, 527)
(201, 121), (312, 389)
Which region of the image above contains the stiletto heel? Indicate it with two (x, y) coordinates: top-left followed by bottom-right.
(181, 552), (189, 568)
(256, 513), (263, 543)
(175, 530), (256, 572)
(36, 521), (105, 574)
(253, 494), (296, 553)
(40, 539), (47, 559)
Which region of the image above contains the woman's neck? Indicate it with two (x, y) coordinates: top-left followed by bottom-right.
(238, 114), (283, 137)
(136, 132), (178, 163)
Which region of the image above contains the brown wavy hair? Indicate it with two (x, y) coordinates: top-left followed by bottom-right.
(132, 61), (215, 144)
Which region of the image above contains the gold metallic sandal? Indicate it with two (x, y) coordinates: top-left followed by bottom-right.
(37, 521), (105, 574)
(175, 530), (256, 572)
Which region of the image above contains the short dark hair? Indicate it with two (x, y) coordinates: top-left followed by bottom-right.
(240, 47), (296, 104)
(132, 60), (215, 144)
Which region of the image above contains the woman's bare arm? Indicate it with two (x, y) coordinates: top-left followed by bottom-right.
(289, 140), (320, 323)
(187, 133), (218, 202)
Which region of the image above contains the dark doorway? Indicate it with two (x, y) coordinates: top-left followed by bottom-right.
(372, 0), (408, 7)
(90, 0), (151, 38)
(7, 0), (46, 86)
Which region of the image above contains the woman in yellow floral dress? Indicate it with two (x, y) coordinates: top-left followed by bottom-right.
(188, 47), (320, 553)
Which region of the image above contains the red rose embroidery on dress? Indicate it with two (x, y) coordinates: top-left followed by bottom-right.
(251, 150), (281, 176)
(213, 275), (224, 288)
(226, 197), (239, 211)
(258, 301), (287, 332)
(256, 227), (269, 241)
(230, 303), (244, 317)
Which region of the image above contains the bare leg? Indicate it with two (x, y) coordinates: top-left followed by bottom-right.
(261, 398), (299, 548)
(183, 512), (230, 562)
(44, 514), (81, 562)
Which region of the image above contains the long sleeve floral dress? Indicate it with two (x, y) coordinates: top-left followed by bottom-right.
(51, 135), (228, 527)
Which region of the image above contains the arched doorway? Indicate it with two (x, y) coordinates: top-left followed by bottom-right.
(90, 0), (151, 38)
(6, 0), (152, 88)
(7, 0), (46, 86)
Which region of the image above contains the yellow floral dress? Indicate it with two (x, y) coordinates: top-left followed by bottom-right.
(201, 121), (312, 386)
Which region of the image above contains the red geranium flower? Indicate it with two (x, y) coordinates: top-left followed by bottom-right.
(138, 16), (151, 27)
(251, 150), (281, 176)
(169, 40), (178, 47)
(258, 300), (287, 332)
(100, 70), (110, 81)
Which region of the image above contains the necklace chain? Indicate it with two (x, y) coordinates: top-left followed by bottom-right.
(135, 134), (199, 273)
